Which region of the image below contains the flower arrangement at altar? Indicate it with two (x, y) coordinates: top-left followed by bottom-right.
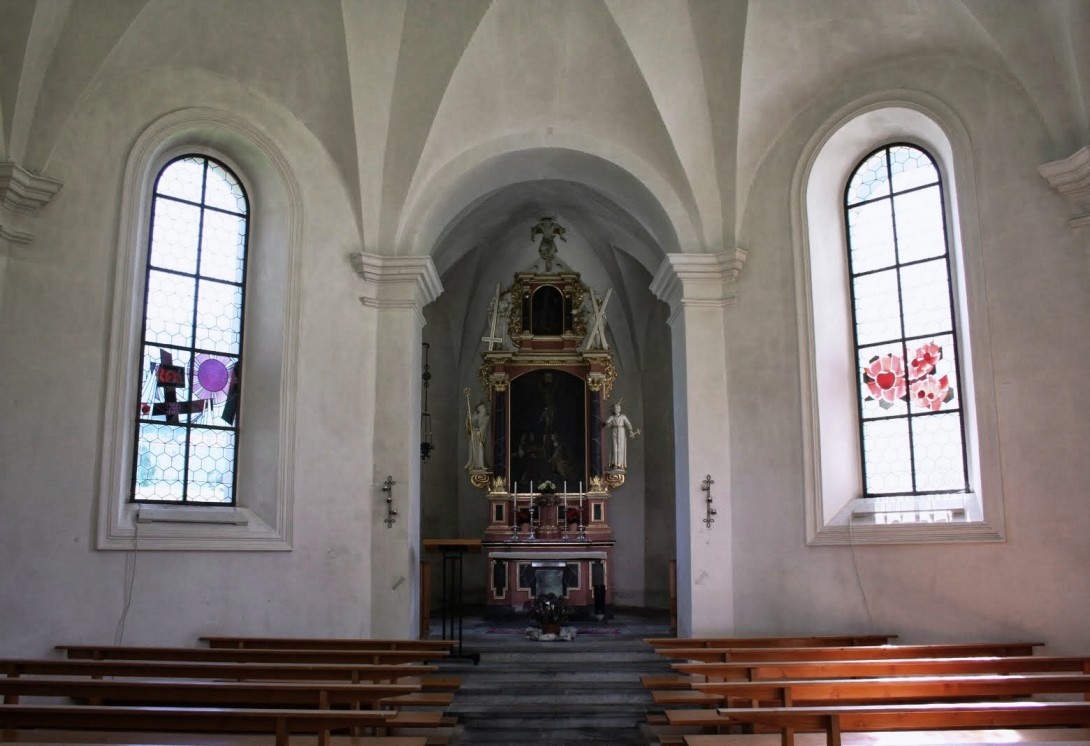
(524, 593), (571, 629)
(536, 480), (560, 506)
(862, 341), (955, 412)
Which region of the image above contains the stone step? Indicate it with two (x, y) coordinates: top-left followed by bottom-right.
(438, 607), (672, 744)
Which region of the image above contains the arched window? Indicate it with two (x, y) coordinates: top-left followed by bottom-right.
(132, 156), (249, 504)
(845, 144), (968, 497)
(797, 102), (1005, 545)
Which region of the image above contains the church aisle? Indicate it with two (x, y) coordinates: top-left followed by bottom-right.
(436, 607), (672, 745)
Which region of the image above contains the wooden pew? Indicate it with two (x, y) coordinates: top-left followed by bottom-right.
(682, 730), (1090, 746)
(714, 701), (1090, 746)
(0, 703), (403, 746)
(202, 636), (456, 651)
(0, 658), (460, 688)
(672, 655), (1090, 683)
(656, 642), (1043, 663)
(56, 645), (448, 666)
(0, 676), (422, 707)
(663, 701), (1090, 745)
(655, 673), (1090, 708)
(646, 635), (896, 649)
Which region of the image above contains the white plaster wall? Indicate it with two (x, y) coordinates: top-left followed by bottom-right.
(0, 62), (374, 654)
(729, 57), (1090, 652)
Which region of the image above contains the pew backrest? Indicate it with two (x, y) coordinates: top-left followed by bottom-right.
(0, 676), (421, 708)
(645, 635), (896, 649)
(691, 673), (1090, 706)
(714, 701), (1090, 746)
(0, 657), (446, 684)
(0, 703), (398, 746)
(202, 635), (456, 651)
(657, 641), (1043, 663)
(673, 655), (1090, 682)
(56, 644), (447, 665)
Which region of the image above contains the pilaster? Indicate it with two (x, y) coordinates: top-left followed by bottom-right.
(650, 249), (746, 636)
(352, 252), (443, 636)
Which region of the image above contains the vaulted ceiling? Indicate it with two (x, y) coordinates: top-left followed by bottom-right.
(1, 0), (1085, 275)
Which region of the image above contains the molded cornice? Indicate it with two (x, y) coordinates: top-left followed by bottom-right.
(1039, 146), (1090, 230)
(649, 248), (748, 322)
(351, 252), (444, 310)
(0, 160), (63, 247)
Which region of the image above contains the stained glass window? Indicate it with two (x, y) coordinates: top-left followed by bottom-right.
(132, 156), (249, 504)
(845, 144), (968, 497)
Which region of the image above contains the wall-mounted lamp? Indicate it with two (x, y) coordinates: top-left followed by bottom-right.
(382, 475), (398, 528)
(701, 474), (717, 528)
(420, 343), (433, 462)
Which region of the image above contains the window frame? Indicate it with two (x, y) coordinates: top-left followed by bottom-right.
(795, 99), (1006, 545)
(131, 154), (250, 507)
(844, 142), (970, 500)
(96, 109), (299, 551)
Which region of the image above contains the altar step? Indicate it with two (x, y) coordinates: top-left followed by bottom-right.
(436, 608), (673, 745)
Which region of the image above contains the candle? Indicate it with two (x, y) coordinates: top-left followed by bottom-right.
(530, 481), (534, 494)
(514, 482), (518, 495)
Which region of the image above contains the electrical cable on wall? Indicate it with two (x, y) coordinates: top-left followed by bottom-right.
(114, 519), (139, 644)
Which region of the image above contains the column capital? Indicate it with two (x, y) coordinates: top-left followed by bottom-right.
(351, 252), (443, 311)
(0, 160), (63, 248)
(1039, 146), (1090, 230)
(649, 248), (748, 321)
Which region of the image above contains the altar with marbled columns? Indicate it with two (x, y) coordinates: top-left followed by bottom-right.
(463, 217), (639, 621)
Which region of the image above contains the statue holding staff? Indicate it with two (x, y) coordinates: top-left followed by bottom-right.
(464, 388), (490, 471)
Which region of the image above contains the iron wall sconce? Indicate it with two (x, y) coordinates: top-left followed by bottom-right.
(702, 474), (717, 528)
(382, 475), (398, 528)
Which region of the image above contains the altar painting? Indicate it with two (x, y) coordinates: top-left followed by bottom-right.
(509, 369), (586, 488)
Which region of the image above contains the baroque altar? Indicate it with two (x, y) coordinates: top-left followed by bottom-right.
(466, 216), (639, 621)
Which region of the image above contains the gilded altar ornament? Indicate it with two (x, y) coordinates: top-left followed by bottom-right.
(530, 215), (566, 272)
(489, 475), (508, 494)
(470, 472), (491, 490)
(604, 472), (626, 489)
(588, 475), (607, 494)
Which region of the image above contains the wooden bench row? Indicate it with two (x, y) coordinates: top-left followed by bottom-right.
(1, 636), (460, 745)
(0, 703), (440, 746)
(643, 635), (1090, 746)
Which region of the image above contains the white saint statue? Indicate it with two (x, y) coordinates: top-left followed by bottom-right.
(604, 402), (640, 470)
(465, 401), (490, 471)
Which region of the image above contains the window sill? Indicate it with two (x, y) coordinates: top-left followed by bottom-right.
(807, 494), (1005, 546)
(97, 503), (291, 551)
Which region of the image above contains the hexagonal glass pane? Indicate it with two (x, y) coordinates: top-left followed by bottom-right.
(187, 428), (236, 504)
(144, 270), (195, 348)
(134, 423), (186, 502)
(149, 199), (200, 274)
(204, 161), (247, 215)
(155, 157), (204, 203)
(195, 279), (242, 354)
